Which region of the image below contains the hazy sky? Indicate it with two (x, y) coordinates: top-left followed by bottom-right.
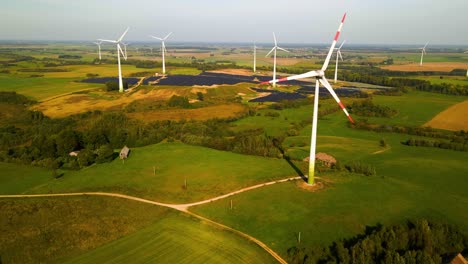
(1, 0), (467, 45)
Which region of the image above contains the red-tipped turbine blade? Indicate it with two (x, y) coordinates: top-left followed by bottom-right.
(319, 78), (354, 124)
(321, 13), (347, 72)
(259, 71), (319, 85)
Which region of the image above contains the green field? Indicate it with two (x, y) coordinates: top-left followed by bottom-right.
(27, 142), (298, 203)
(192, 110), (468, 258)
(0, 196), (275, 264)
(64, 212), (275, 264)
(0, 162), (53, 194)
(413, 75), (468, 86)
(367, 91), (467, 126)
(0, 75), (101, 101)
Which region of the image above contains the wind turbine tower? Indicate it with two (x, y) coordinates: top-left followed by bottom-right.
(266, 33), (289, 87)
(253, 42), (258, 73)
(93, 41), (102, 61)
(261, 13), (353, 185)
(99, 28), (129, 93)
(420, 42), (428, 66)
(150, 32), (173, 75)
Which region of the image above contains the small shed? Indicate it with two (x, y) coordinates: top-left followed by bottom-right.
(120, 146), (130, 159)
(451, 253), (468, 264)
(69, 151), (80, 157)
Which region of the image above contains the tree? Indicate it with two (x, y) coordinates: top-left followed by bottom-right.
(196, 92), (204, 101)
(55, 130), (81, 156)
(77, 149), (96, 167)
(95, 144), (114, 163)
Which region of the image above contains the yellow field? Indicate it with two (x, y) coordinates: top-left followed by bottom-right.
(127, 103), (247, 121)
(424, 100), (468, 131)
(381, 62), (468, 72)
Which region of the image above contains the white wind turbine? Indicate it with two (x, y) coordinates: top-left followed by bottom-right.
(261, 13), (353, 185)
(419, 42), (428, 66)
(334, 40), (345, 83)
(266, 33), (289, 87)
(253, 42), (258, 73)
(99, 27), (129, 93)
(93, 41), (102, 61)
(150, 32), (173, 75)
(122, 42), (130, 59)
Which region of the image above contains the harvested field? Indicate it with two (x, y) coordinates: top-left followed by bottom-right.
(127, 104), (247, 121)
(424, 100), (468, 131)
(381, 62), (468, 72)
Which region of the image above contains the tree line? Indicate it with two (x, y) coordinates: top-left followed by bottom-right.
(287, 219), (467, 264)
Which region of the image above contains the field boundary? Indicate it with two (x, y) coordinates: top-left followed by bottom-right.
(0, 176), (303, 264)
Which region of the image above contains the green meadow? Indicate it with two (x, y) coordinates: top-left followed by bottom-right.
(27, 142), (298, 203)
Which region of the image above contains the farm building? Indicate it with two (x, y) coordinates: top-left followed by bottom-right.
(120, 146), (130, 159)
(451, 253), (467, 264)
(69, 151), (80, 157)
(303, 153), (337, 167)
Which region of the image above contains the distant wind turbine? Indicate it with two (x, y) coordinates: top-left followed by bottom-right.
(266, 33), (289, 87)
(93, 41), (102, 61)
(334, 40), (345, 83)
(99, 27), (129, 93)
(261, 13), (352, 186)
(419, 42), (428, 66)
(150, 32), (173, 75)
(253, 42), (258, 73)
(122, 42), (130, 59)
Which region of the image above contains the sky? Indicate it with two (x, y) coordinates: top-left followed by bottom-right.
(1, 0), (467, 45)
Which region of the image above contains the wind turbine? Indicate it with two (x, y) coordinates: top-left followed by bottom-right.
(334, 40), (345, 83)
(266, 33), (289, 87)
(419, 42), (428, 66)
(261, 13), (352, 185)
(253, 42), (258, 73)
(93, 41), (102, 61)
(99, 27), (129, 93)
(122, 42), (130, 59)
(150, 32), (173, 75)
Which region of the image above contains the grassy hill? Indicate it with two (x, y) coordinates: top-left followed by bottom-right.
(27, 142), (298, 203)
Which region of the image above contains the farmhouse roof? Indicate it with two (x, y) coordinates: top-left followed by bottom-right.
(451, 253), (468, 264)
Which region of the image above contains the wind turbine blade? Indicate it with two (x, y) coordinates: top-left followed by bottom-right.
(319, 78), (354, 123)
(118, 44), (126, 60)
(338, 40), (346, 49)
(273, 32), (277, 46)
(260, 70), (320, 85)
(321, 13), (347, 72)
(164, 32), (173, 40)
(150, 35), (163, 41)
(338, 50), (344, 61)
(423, 42), (429, 49)
(277, 47), (290, 53)
(98, 39), (117, 43)
(118, 27), (130, 42)
(266, 47), (275, 57)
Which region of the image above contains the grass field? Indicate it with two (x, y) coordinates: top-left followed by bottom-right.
(64, 212), (276, 264)
(365, 91), (467, 126)
(0, 196), (275, 264)
(0, 163), (52, 194)
(0, 75), (101, 101)
(28, 142), (298, 203)
(412, 75), (468, 86)
(381, 62), (468, 72)
(192, 110), (468, 258)
(0, 196), (171, 264)
(424, 100), (468, 131)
